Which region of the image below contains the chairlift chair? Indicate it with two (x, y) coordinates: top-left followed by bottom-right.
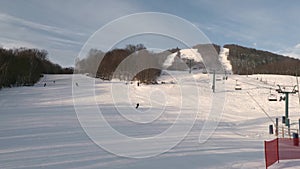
(268, 88), (277, 101)
(268, 93), (277, 101)
(235, 84), (242, 90)
(235, 80), (242, 90)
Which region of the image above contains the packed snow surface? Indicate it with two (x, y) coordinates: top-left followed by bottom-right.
(1, 73), (300, 169)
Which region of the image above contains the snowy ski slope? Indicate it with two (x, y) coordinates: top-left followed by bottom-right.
(1, 72), (300, 169)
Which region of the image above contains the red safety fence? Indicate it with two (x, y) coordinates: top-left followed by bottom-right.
(279, 138), (300, 160)
(265, 138), (300, 168)
(265, 138), (279, 168)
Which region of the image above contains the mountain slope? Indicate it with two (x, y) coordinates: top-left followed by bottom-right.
(224, 44), (300, 75)
(1, 73), (300, 168)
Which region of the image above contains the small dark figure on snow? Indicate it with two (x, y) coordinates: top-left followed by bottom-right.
(135, 103), (139, 109)
(75, 82), (79, 87)
(44, 83), (46, 87)
(137, 82), (140, 86)
(53, 80), (55, 84)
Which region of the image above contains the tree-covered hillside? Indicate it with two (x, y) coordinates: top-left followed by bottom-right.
(76, 44), (165, 83)
(0, 47), (73, 88)
(224, 44), (300, 75)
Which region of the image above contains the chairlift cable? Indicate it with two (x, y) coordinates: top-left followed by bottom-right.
(247, 91), (275, 125)
(237, 78), (276, 90)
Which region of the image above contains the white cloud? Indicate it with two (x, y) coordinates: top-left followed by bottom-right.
(279, 43), (300, 59)
(0, 37), (39, 49)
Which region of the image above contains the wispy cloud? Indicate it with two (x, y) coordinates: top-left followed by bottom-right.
(0, 37), (38, 49)
(188, 0), (300, 53)
(0, 0), (145, 66)
(0, 12), (87, 66)
(278, 44), (300, 59)
(0, 13), (85, 37)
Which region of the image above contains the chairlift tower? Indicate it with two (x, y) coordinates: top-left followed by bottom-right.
(276, 85), (298, 126)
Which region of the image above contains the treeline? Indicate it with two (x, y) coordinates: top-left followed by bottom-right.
(76, 44), (167, 83)
(0, 47), (73, 88)
(224, 44), (300, 75)
(76, 43), (300, 80)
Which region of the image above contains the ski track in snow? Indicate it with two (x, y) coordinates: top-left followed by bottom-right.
(0, 73), (300, 169)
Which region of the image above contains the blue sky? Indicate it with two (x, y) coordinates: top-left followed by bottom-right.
(0, 0), (299, 66)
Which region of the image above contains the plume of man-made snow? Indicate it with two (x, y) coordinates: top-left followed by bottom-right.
(163, 48), (202, 69)
(163, 53), (177, 69)
(179, 49), (202, 62)
(219, 47), (232, 73)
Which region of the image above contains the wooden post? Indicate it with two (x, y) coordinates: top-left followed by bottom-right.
(287, 118), (291, 137)
(275, 118), (279, 137)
